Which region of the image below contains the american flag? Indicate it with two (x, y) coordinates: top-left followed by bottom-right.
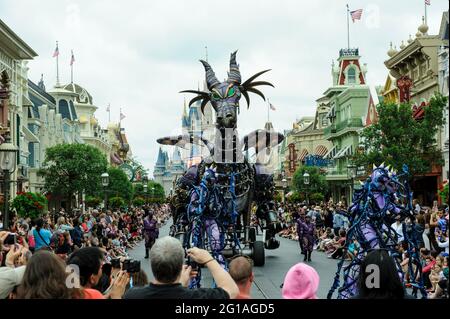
(70, 50), (75, 66)
(350, 9), (363, 22)
(425, 0), (430, 5)
(269, 103), (276, 111)
(52, 43), (59, 57)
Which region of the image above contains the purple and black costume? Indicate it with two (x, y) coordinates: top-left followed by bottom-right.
(144, 215), (159, 249)
(328, 164), (427, 299)
(297, 218), (315, 254)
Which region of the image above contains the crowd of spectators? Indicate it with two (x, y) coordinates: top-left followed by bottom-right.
(0, 195), (447, 300)
(273, 198), (449, 298)
(0, 203), (171, 299)
(274, 200), (351, 259)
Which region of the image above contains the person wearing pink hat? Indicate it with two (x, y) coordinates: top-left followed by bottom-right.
(281, 263), (320, 299)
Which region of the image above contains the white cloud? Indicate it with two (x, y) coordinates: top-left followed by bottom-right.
(1, 0), (448, 176)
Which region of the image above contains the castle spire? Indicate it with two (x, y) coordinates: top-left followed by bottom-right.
(183, 97), (188, 117)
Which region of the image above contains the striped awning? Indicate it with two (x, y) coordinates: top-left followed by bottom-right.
(324, 145), (338, 159)
(315, 145), (328, 157)
(298, 149), (309, 161)
(334, 144), (353, 159)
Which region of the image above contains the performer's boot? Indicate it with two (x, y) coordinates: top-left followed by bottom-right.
(303, 251), (307, 261)
(144, 247), (149, 259)
(307, 251), (312, 262)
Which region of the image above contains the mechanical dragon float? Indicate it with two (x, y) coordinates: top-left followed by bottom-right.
(328, 163), (427, 299)
(157, 51), (284, 287)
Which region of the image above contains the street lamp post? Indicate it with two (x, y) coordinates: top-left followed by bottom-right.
(303, 171), (310, 205)
(143, 184), (148, 203)
(142, 175), (148, 204)
(347, 164), (357, 203)
(151, 187), (155, 203)
(101, 172), (109, 210)
(0, 136), (19, 230)
(281, 178), (287, 204)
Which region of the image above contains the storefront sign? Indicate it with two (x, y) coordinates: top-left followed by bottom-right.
(304, 154), (333, 167)
(288, 143), (297, 173)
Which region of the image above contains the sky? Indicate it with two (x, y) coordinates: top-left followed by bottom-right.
(1, 0), (448, 177)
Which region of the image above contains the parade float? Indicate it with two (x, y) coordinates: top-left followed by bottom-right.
(157, 52), (284, 286)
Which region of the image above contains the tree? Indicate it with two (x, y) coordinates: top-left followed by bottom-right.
(286, 191), (304, 203)
(39, 144), (108, 209)
(292, 166), (328, 201)
(11, 192), (47, 219)
(309, 192), (325, 205)
(133, 183), (144, 198)
(85, 196), (102, 208)
(105, 167), (134, 202)
(353, 94), (447, 176)
(132, 197), (145, 206)
(438, 181), (449, 204)
(109, 196), (125, 209)
(148, 181), (165, 201)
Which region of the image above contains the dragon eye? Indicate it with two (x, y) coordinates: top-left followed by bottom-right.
(211, 92), (221, 100)
(227, 87), (235, 97)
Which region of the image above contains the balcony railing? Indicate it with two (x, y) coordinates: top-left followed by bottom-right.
(335, 118), (363, 132)
(324, 124), (336, 136)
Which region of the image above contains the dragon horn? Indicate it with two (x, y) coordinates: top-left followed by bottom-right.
(199, 60), (220, 90)
(227, 50), (241, 84)
(380, 162), (385, 168)
(373, 164), (377, 170)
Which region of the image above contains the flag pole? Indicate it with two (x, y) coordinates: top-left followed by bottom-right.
(424, 1), (428, 25)
(56, 41), (60, 86)
(267, 99), (270, 123)
(70, 50), (73, 83)
(346, 4), (350, 49)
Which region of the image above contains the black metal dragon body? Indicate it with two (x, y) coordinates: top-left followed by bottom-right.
(158, 52), (283, 274)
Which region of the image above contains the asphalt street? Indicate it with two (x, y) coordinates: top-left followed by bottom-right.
(128, 223), (343, 299)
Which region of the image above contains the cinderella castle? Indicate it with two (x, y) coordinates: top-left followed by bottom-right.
(153, 82), (215, 196)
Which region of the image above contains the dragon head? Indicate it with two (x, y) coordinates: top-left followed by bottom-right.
(181, 51), (273, 130)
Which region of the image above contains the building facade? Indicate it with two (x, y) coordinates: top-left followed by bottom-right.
(62, 82), (112, 164)
(0, 18), (37, 210)
(384, 17), (445, 204)
(153, 89), (214, 194)
(323, 48), (373, 204)
(1, 18), (137, 217)
(181, 88), (215, 167)
(153, 147), (185, 196)
(438, 12), (449, 181)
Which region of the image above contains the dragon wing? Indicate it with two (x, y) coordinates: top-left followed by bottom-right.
(242, 129), (284, 152)
(157, 134), (214, 153)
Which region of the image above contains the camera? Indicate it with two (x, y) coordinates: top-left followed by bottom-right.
(186, 257), (199, 271)
(122, 259), (141, 273)
(4, 233), (17, 245)
(110, 258), (121, 269)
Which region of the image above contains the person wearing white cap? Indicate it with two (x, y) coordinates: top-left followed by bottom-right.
(0, 266), (26, 299)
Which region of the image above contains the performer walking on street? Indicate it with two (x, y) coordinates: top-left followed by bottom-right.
(297, 213), (315, 262)
(143, 210), (159, 259)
